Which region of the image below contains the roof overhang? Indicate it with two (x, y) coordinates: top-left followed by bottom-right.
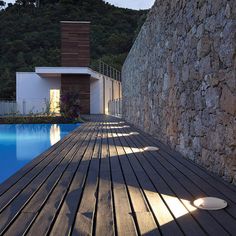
(35, 67), (102, 80)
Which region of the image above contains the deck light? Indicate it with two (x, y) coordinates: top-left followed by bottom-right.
(143, 146), (159, 151)
(130, 132), (139, 135)
(193, 197), (227, 210)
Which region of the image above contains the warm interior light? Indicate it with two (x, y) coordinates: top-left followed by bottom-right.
(50, 89), (60, 114)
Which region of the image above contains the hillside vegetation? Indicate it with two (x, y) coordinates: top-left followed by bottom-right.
(0, 0), (147, 98)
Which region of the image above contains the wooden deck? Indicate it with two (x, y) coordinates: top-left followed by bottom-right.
(1, 115), (236, 235)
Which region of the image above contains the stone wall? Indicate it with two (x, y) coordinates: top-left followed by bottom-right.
(122, 0), (236, 183)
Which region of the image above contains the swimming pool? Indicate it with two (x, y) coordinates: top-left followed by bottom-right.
(0, 123), (80, 184)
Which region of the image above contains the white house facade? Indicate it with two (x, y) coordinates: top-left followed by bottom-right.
(16, 21), (122, 115)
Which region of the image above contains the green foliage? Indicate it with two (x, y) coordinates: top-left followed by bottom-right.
(0, 115), (82, 124)
(0, 1), (5, 7)
(0, 1), (147, 99)
(60, 91), (81, 119)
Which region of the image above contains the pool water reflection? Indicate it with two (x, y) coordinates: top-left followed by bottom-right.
(0, 123), (80, 184)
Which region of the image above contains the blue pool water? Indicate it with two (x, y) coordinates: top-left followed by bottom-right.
(0, 123), (80, 184)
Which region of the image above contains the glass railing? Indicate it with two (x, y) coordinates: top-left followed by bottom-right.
(90, 60), (121, 81)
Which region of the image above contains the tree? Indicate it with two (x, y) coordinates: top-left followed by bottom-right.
(0, 1), (5, 9)
(15, 0), (36, 7)
(16, 52), (27, 70)
(0, 0), (148, 98)
(59, 0), (73, 4)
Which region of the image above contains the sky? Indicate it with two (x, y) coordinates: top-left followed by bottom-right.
(4, 0), (155, 10)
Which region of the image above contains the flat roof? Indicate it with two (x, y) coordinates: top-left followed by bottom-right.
(35, 67), (101, 80)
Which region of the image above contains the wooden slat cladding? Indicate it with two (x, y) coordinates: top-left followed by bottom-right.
(61, 74), (90, 114)
(61, 22), (90, 67)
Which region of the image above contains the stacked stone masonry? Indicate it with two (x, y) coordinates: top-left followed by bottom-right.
(122, 0), (236, 183)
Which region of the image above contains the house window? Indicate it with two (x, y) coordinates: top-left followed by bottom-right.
(50, 89), (60, 114)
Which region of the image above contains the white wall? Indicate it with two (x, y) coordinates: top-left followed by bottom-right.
(90, 78), (103, 114)
(103, 76), (121, 115)
(90, 75), (121, 115)
(16, 72), (61, 114)
(103, 77), (112, 115)
(16, 71), (121, 115)
(113, 80), (121, 99)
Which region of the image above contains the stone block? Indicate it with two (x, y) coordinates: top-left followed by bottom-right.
(182, 64), (189, 82)
(225, 3), (231, 18)
(197, 35), (212, 58)
(196, 23), (204, 38)
(220, 85), (236, 115)
(205, 15), (216, 32)
(201, 148), (211, 167)
(194, 89), (204, 111)
(205, 86), (220, 109)
(199, 55), (212, 76)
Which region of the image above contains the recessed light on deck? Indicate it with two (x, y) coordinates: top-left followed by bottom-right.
(143, 146), (159, 151)
(122, 125), (130, 128)
(193, 197), (227, 210)
(119, 121), (125, 124)
(130, 132), (139, 135)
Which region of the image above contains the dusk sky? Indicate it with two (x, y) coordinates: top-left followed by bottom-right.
(4, 0), (155, 9)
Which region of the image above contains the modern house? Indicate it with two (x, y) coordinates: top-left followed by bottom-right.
(16, 21), (122, 115)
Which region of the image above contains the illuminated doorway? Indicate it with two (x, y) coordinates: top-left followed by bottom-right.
(50, 89), (60, 114)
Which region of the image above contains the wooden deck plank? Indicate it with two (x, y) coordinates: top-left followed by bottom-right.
(110, 125), (186, 236)
(24, 123), (95, 213)
(71, 123), (102, 236)
(0, 127), (80, 197)
(109, 125), (162, 236)
(108, 125), (138, 236)
(4, 212), (37, 236)
(129, 126), (236, 233)
(0, 125), (84, 211)
(121, 126), (229, 236)
(0, 115), (236, 235)
(49, 122), (101, 236)
(4, 122), (95, 236)
(95, 122), (115, 236)
(0, 125), (89, 234)
(27, 122), (100, 235)
(134, 126), (236, 201)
